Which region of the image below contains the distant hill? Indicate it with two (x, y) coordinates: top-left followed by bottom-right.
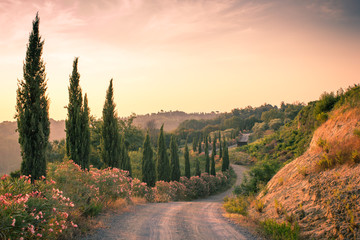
(0, 119), (65, 175)
(131, 111), (219, 132)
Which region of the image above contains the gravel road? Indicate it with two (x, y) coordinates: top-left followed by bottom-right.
(82, 164), (258, 240)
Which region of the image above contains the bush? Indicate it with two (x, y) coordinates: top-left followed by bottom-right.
(223, 195), (249, 215)
(261, 219), (300, 240)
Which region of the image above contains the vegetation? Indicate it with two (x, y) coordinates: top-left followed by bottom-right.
(102, 79), (121, 168)
(210, 135), (216, 176)
(261, 219), (300, 240)
(184, 139), (191, 178)
(65, 58), (90, 170)
(157, 125), (170, 181)
(221, 140), (230, 171)
(204, 136), (210, 174)
(15, 14), (50, 181)
(223, 195), (249, 215)
(170, 136), (180, 181)
(142, 133), (156, 187)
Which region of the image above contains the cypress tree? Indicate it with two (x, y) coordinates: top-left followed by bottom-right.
(16, 13), (50, 180)
(80, 94), (90, 170)
(195, 158), (201, 177)
(211, 135), (216, 176)
(184, 139), (190, 178)
(123, 139), (132, 176)
(205, 136), (210, 174)
(102, 79), (120, 168)
(142, 132), (156, 187)
(222, 140), (230, 171)
(192, 137), (197, 152)
(219, 132), (222, 159)
(198, 139), (202, 154)
(66, 57), (85, 168)
(157, 125), (170, 181)
(170, 135), (180, 181)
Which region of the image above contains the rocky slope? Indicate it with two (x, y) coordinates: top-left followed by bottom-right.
(248, 107), (360, 239)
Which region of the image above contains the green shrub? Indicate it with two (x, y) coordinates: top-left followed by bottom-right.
(223, 195), (249, 216)
(261, 219), (300, 240)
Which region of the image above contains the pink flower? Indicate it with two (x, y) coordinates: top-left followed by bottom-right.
(36, 233), (42, 237)
(11, 218), (16, 226)
(49, 228), (53, 232)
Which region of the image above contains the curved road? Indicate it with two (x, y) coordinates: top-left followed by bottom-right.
(83, 165), (257, 240)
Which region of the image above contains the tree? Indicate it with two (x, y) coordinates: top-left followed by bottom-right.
(80, 94), (90, 170)
(157, 125), (170, 181)
(170, 135), (180, 181)
(16, 13), (50, 180)
(192, 137), (197, 152)
(205, 136), (210, 174)
(218, 132), (222, 159)
(198, 139), (202, 154)
(195, 158), (201, 177)
(184, 138), (190, 178)
(120, 135), (132, 176)
(211, 135), (216, 176)
(66, 58), (90, 170)
(142, 132), (156, 187)
(222, 140), (230, 171)
(102, 79), (121, 168)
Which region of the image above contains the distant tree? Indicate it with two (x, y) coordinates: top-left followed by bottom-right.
(120, 135), (132, 176)
(205, 136), (210, 174)
(222, 140), (230, 171)
(157, 125), (170, 181)
(219, 132), (222, 159)
(184, 138), (190, 178)
(170, 135), (180, 181)
(195, 158), (201, 177)
(142, 132), (156, 187)
(80, 94), (90, 170)
(192, 137), (197, 152)
(198, 139), (202, 154)
(16, 14), (50, 180)
(102, 79), (121, 168)
(211, 135), (216, 176)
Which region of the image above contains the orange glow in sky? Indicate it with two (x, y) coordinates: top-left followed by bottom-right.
(0, 0), (359, 122)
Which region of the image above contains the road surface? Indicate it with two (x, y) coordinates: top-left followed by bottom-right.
(82, 164), (257, 240)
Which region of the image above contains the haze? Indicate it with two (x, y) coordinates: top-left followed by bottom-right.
(0, 0), (359, 122)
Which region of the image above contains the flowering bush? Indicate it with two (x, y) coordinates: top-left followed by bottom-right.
(0, 175), (77, 239)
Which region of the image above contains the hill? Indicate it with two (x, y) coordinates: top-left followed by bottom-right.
(0, 119), (65, 175)
(131, 111), (219, 132)
(241, 86), (360, 239)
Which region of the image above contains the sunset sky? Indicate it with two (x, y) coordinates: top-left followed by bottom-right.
(0, 0), (359, 122)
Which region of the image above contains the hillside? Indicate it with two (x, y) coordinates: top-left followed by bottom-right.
(0, 119), (65, 175)
(131, 111), (219, 132)
(248, 106), (360, 239)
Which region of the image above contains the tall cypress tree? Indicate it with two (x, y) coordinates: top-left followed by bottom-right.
(102, 79), (120, 168)
(157, 125), (170, 181)
(205, 136), (210, 174)
(66, 58), (84, 167)
(184, 138), (191, 178)
(222, 140), (230, 171)
(170, 135), (180, 181)
(120, 135), (132, 176)
(211, 135), (216, 176)
(80, 94), (90, 170)
(219, 132), (222, 159)
(195, 158), (201, 177)
(198, 139), (202, 154)
(142, 132), (156, 187)
(192, 137), (197, 152)
(16, 13), (50, 180)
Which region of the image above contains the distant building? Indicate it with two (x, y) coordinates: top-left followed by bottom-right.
(237, 133), (250, 147)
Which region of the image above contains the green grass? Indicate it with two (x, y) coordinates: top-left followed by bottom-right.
(261, 219), (300, 240)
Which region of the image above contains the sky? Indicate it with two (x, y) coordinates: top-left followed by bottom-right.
(0, 0), (359, 122)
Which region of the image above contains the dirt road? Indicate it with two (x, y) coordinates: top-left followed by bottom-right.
(83, 165), (257, 240)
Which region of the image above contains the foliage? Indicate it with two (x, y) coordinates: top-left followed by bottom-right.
(184, 140), (191, 178)
(16, 13), (50, 181)
(120, 135), (132, 176)
(210, 135), (216, 176)
(204, 136), (210, 174)
(195, 158), (201, 177)
(142, 133), (156, 187)
(170, 136), (180, 181)
(223, 195), (249, 215)
(102, 79), (121, 168)
(261, 219), (300, 240)
(157, 125), (170, 181)
(222, 140), (230, 171)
